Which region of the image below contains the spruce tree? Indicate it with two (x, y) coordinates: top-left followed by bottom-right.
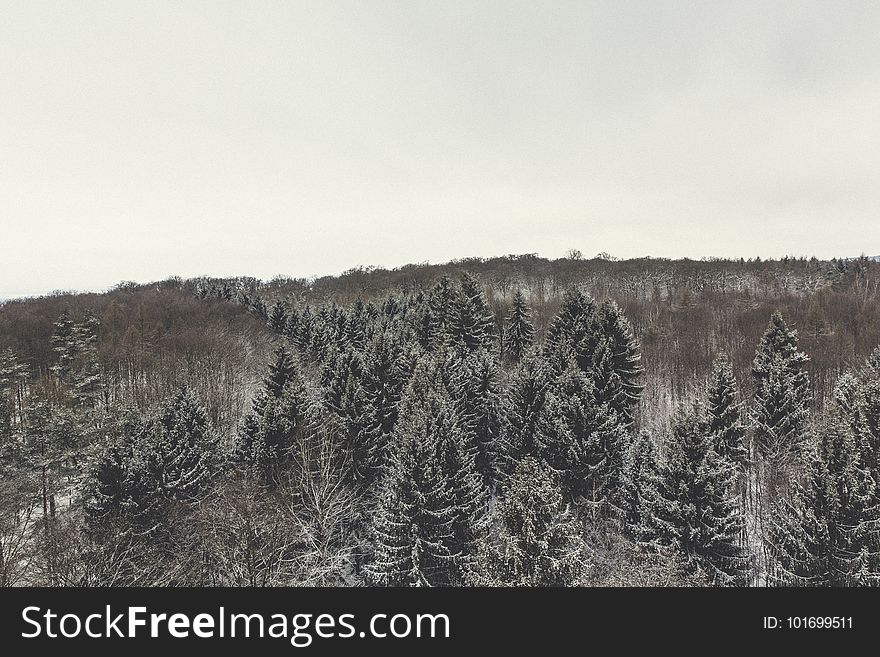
(839, 349), (880, 482)
(421, 355), (490, 568)
(366, 360), (475, 586)
(71, 312), (103, 407)
(767, 411), (880, 586)
(596, 300), (644, 423)
(752, 312), (811, 483)
(497, 352), (552, 478)
(50, 310), (77, 383)
(455, 348), (502, 488)
(139, 388), (219, 505)
(473, 457), (585, 586)
(321, 346), (380, 483)
(503, 289), (534, 363)
(283, 307), (301, 344)
(236, 346), (312, 485)
(587, 337), (630, 426)
(705, 355), (748, 468)
(267, 300), (288, 334)
(360, 326), (409, 477)
(543, 289), (597, 371)
(86, 393), (218, 538)
(293, 306), (314, 353)
(536, 365), (629, 511)
(0, 348), (29, 435)
(542, 292), (643, 425)
(619, 431), (667, 545)
(661, 407), (747, 585)
(426, 275), (457, 350)
(448, 274), (496, 353)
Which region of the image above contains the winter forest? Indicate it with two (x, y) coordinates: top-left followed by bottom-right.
(2, 254), (880, 587)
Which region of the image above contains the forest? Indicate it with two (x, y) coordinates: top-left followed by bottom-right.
(1, 253), (880, 587)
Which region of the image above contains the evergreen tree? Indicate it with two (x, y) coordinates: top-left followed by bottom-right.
(84, 436), (139, 533)
(283, 307), (301, 343)
(839, 349), (880, 483)
(235, 346), (312, 485)
(50, 310), (77, 383)
(264, 344), (297, 397)
(71, 312), (103, 407)
(425, 275), (457, 350)
(267, 300), (288, 334)
(448, 274), (496, 353)
(419, 355), (490, 568)
(496, 352), (552, 479)
(140, 388), (219, 505)
(360, 326), (409, 477)
(596, 301), (644, 423)
(456, 349), (503, 488)
(543, 289), (597, 371)
(0, 348), (29, 436)
(660, 407), (747, 585)
(536, 365), (629, 511)
(503, 289), (534, 363)
(366, 361), (468, 586)
(587, 337), (630, 426)
(752, 312), (811, 482)
(543, 292), (643, 425)
(473, 457), (585, 586)
(767, 411), (880, 586)
(293, 306), (314, 353)
(86, 393), (217, 538)
(705, 355), (748, 468)
(321, 346), (380, 483)
(619, 431), (667, 545)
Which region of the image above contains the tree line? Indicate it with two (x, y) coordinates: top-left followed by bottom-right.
(1, 263), (879, 586)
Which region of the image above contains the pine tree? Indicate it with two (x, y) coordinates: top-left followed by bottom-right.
(661, 407), (748, 585)
(752, 312), (811, 483)
(619, 431), (667, 545)
(503, 289), (534, 363)
(473, 457), (586, 586)
(767, 411), (880, 586)
(705, 355), (748, 468)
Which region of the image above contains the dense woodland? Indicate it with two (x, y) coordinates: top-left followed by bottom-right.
(2, 253), (880, 586)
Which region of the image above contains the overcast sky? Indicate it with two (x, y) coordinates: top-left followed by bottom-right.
(2, 1), (879, 297)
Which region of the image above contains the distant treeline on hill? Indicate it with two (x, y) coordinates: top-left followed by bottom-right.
(2, 252), (880, 587)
